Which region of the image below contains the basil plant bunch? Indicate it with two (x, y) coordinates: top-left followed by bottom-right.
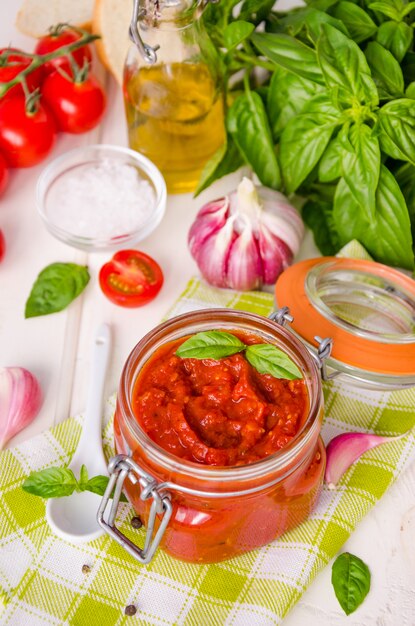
(201, 0), (415, 270)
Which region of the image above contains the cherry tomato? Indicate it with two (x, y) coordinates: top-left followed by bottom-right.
(0, 152), (9, 196)
(99, 250), (164, 308)
(34, 28), (92, 75)
(42, 70), (106, 134)
(0, 96), (56, 168)
(0, 48), (42, 99)
(0, 229), (5, 262)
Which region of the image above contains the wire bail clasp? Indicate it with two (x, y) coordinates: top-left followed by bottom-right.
(129, 0), (159, 64)
(97, 454), (172, 564)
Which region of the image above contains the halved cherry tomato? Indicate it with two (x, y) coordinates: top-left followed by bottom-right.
(0, 96), (56, 168)
(0, 229), (5, 262)
(0, 152), (9, 195)
(34, 27), (92, 75)
(99, 250), (164, 308)
(42, 70), (106, 134)
(0, 48), (42, 99)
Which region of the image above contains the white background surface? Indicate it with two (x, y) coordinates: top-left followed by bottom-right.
(1, 2), (415, 624)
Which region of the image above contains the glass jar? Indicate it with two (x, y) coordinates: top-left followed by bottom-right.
(123, 0), (226, 194)
(102, 309), (325, 564)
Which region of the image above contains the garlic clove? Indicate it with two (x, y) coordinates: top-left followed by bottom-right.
(0, 367), (43, 449)
(188, 198), (229, 254)
(193, 216), (236, 287)
(227, 218), (262, 291)
(260, 200), (304, 256)
(325, 431), (400, 489)
(258, 222), (291, 285)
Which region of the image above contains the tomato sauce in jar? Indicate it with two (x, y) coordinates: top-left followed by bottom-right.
(133, 332), (308, 466)
(114, 309), (325, 564)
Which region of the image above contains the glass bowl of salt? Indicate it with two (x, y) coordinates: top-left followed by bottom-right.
(36, 144), (167, 252)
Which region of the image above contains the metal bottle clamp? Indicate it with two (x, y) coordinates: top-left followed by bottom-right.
(129, 0), (159, 64)
(97, 455), (172, 564)
(269, 306), (338, 381)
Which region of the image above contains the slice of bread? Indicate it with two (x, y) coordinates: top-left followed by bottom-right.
(16, 0), (95, 37)
(92, 0), (131, 85)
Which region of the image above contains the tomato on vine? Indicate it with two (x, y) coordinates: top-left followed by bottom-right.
(0, 95), (56, 168)
(0, 48), (42, 99)
(42, 69), (106, 134)
(34, 25), (92, 75)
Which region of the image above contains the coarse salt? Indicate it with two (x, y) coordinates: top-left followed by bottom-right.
(49, 159), (156, 239)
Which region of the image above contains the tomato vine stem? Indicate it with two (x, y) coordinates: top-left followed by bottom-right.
(0, 27), (100, 99)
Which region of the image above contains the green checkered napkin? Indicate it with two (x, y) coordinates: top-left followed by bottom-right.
(1, 242), (415, 626)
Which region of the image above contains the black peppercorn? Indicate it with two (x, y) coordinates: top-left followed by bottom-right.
(131, 516), (143, 529)
(124, 604), (137, 616)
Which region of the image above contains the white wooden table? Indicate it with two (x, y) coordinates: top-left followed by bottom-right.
(2, 4), (415, 625)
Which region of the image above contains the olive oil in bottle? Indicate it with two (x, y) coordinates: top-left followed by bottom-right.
(124, 62), (225, 194)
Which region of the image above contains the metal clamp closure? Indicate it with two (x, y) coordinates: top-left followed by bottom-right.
(313, 335), (339, 381)
(129, 0), (159, 64)
(97, 454), (172, 564)
(269, 306), (294, 327)
(270, 307), (338, 382)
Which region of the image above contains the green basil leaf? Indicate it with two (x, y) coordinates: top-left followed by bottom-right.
(267, 66), (322, 141)
(318, 135), (344, 182)
(302, 199), (339, 255)
(342, 123), (380, 220)
(239, 0), (276, 24)
(194, 136), (244, 197)
(25, 262), (90, 319)
(368, 1), (400, 19)
(223, 21), (255, 50)
(279, 95), (341, 193)
(332, 552), (371, 615)
(332, 2), (377, 43)
(317, 24), (378, 105)
(365, 41), (404, 99)
(394, 162), (415, 243)
(251, 32), (324, 84)
(79, 464), (89, 490)
(278, 7), (349, 42)
(245, 344), (302, 380)
(176, 331), (246, 360)
(400, 1), (415, 18)
(378, 98), (415, 166)
(86, 475), (128, 502)
(405, 82), (415, 99)
(376, 20), (413, 62)
(333, 165), (414, 269)
(227, 91), (281, 189)
(22, 467), (78, 498)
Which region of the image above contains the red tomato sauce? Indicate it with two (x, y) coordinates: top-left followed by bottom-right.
(132, 331), (308, 466)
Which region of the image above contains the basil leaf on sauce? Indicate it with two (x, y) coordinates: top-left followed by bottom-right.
(176, 331), (246, 360)
(25, 262), (90, 318)
(331, 552), (371, 615)
(22, 467), (79, 498)
(245, 344), (302, 379)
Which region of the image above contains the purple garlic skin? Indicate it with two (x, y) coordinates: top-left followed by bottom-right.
(0, 367), (43, 449)
(325, 431), (398, 489)
(188, 178), (304, 291)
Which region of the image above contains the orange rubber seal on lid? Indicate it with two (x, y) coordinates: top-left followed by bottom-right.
(275, 257), (415, 376)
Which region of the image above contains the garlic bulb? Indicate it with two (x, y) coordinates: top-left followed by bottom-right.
(188, 178), (304, 291)
(0, 367), (43, 449)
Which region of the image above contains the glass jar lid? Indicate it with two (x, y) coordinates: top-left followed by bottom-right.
(275, 257), (415, 388)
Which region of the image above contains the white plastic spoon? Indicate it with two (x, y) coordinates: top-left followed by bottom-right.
(46, 323), (111, 543)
